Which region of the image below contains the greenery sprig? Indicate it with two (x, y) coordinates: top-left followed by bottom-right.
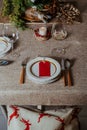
(2, 0), (53, 29)
(2, 0), (12, 15)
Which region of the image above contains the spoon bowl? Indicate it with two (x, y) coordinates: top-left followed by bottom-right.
(65, 59), (71, 69)
(65, 59), (72, 87)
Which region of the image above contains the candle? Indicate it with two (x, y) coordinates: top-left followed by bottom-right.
(39, 27), (47, 36)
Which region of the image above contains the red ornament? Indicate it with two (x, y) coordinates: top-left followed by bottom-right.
(38, 113), (51, 123)
(55, 117), (65, 130)
(8, 106), (19, 125)
(55, 116), (64, 124)
(20, 118), (32, 130)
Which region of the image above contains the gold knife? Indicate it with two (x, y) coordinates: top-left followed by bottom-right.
(61, 59), (66, 86)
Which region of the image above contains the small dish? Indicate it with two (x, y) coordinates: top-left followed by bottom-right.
(52, 29), (67, 40)
(0, 37), (11, 58)
(26, 57), (61, 84)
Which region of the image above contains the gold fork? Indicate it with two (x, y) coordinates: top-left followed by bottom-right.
(19, 57), (29, 84)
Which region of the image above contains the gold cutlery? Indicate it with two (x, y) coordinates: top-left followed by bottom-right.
(19, 57), (29, 84)
(61, 59), (72, 87)
(61, 58), (67, 86)
(65, 59), (72, 87)
(0, 59), (13, 66)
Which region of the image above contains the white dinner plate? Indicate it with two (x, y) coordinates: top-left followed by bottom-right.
(26, 57), (61, 84)
(0, 37), (11, 58)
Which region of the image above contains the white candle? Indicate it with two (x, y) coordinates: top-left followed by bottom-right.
(39, 27), (47, 36)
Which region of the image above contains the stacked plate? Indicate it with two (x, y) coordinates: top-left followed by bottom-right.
(26, 57), (61, 84)
(0, 37), (11, 58)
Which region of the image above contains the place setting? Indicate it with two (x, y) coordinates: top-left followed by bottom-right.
(20, 56), (61, 84)
(0, 24), (19, 64)
(19, 55), (73, 87)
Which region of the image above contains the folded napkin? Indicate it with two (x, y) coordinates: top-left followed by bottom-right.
(39, 61), (50, 77)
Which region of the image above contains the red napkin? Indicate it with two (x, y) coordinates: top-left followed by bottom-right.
(39, 61), (50, 77)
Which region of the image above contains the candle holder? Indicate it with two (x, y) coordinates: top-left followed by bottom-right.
(34, 26), (51, 41)
(51, 23), (67, 40)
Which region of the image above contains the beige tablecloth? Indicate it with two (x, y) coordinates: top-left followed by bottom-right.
(0, 0), (87, 105)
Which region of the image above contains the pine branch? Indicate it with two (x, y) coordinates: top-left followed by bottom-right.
(2, 0), (12, 15)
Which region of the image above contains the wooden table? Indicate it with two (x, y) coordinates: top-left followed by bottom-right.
(0, 1), (87, 105)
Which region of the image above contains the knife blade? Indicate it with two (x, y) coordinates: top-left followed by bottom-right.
(61, 59), (66, 86)
(0, 59), (13, 66)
